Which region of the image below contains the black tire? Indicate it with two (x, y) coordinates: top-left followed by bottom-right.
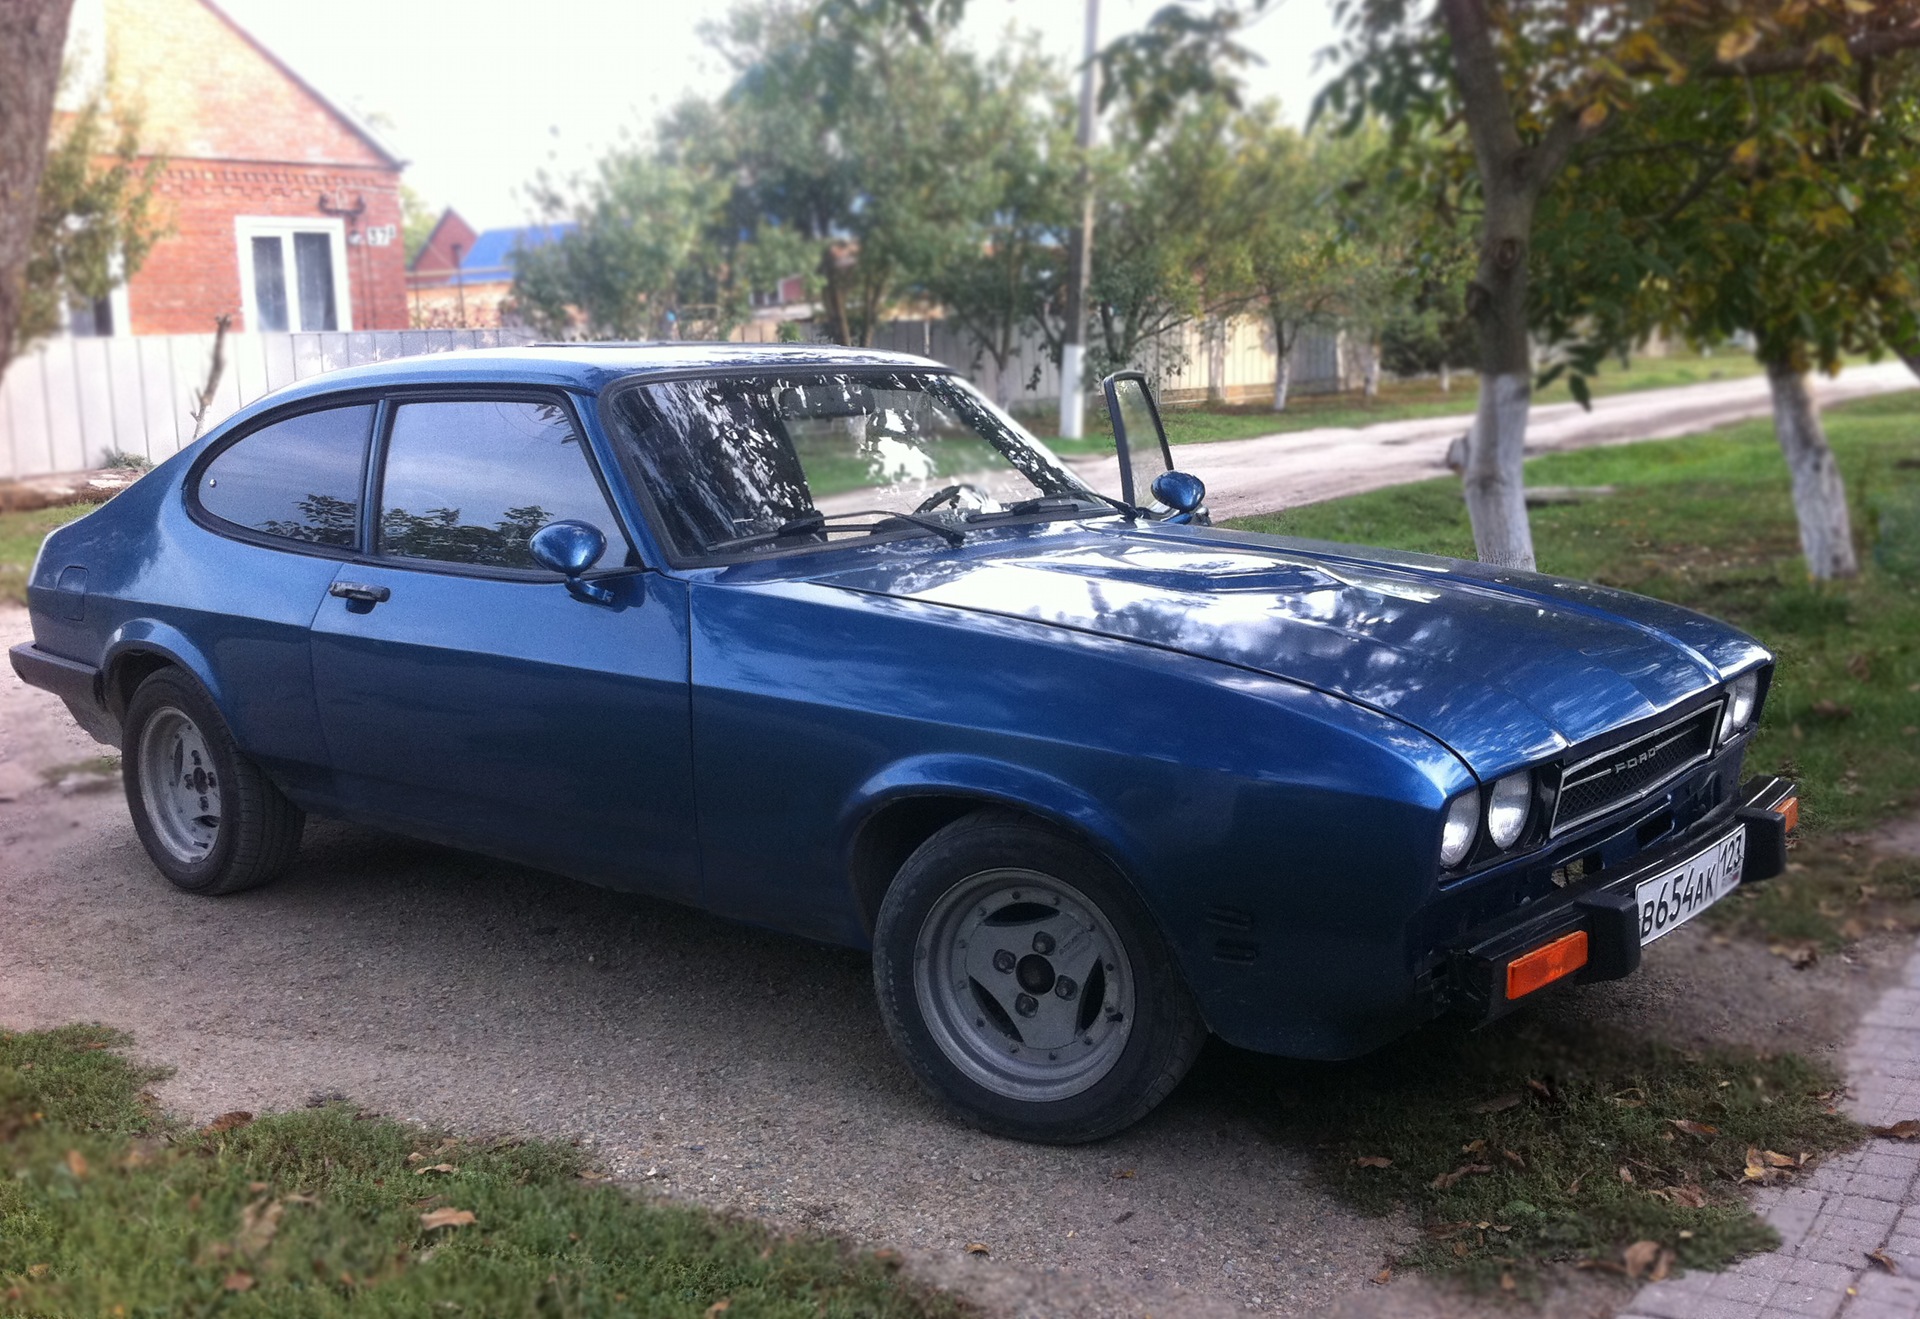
(122, 668), (304, 895)
(872, 809), (1206, 1143)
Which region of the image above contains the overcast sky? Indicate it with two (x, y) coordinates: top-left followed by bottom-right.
(215, 0), (1344, 233)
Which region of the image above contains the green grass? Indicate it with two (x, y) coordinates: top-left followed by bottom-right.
(1264, 1016), (1857, 1288)
(1026, 350), (1783, 454)
(0, 504), (92, 606)
(0, 1025), (965, 1318)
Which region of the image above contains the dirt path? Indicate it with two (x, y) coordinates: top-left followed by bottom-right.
(2, 594), (1909, 1317)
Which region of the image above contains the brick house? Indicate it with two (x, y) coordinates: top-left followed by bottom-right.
(67, 0), (408, 336)
(404, 214), (572, 328)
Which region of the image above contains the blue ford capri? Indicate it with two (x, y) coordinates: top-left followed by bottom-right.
(11, 344), (1798, 1143)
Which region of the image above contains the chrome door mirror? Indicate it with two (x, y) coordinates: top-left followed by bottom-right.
(1100, 370), (1174, 510)
(1150, 470), (1207, 524)
(529, 520), (614, 605)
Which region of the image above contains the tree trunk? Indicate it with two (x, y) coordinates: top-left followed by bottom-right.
(1363, 338), (1381, 401)
(1272, 327), (1292, 412)
(1439, 361), (1451, 393)
(1207, 318), (1227, 404)
(0, 0), (77, 378)
(1765, 360), (1858, 580)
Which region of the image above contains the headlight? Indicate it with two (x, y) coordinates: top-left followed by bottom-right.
(1720, 672), (1760, 743)
(1487, 771), (1532, 850)
(1440, 790), (1480, 867)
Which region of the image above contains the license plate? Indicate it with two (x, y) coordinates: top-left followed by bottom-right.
(1636, 827), (1747, 945)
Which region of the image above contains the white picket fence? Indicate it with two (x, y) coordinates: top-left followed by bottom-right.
(1, 327), (540, 480)
(1, 315), (1355, 481)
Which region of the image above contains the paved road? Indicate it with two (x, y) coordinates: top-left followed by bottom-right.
(1065, 362), (1917, 523)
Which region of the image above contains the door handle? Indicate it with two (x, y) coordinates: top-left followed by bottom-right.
(329, 581), (391, 605)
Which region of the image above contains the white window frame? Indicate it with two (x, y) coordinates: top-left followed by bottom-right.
(235, 216), (353, 332)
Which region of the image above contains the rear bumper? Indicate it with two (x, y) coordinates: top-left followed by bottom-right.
(9, 641), (117, 746)
(1445, 774), (1797, 1023)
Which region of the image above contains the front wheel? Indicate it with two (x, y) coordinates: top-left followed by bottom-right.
(872, 811), (1205, 1143)
(122, 669), (304, 895)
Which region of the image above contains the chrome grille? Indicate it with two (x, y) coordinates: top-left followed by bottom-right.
(1550, 705), (1721, 835)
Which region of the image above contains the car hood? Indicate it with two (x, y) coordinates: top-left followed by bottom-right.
(801, 522), (1767, 775)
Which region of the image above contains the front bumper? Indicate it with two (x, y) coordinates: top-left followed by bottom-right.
(1445, 775), (1798, 1023)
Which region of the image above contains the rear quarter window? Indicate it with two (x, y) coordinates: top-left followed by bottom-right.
(198, 404), (374, 548)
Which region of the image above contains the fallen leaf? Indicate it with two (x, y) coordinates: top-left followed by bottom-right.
(1431, 1164), (1494, 1190)
(223, 1271), (254, 1293)
(1472, 1094), (1522, 1114)
(1670, 1119), (1720, 1140)
(1500, 1270), (1517, 1292)
(415, 1163), (457, 1176)
(1501, 1149), (1526, 1169)
(1353, 1156), (1392, 1169)
(1763, 1150), (1797, 1168)
(235, 1198), (284, 1256)
(1461, 1138), (1486, 1154)
(874, 1249), (902, 1269)
(63, 1150), (87, 1179)
(1768, 943), (1819, 969)
(1670, 1185), (1707, 1208)
(1619, 1165), (1635, 1184)
(420, 1208), (477, 1231)
(1526, 1078), (1555, 1101)
(1868, 1249), (1898, 1274)
(1871, 1120), (1920, 1140)
(25, 1264), (48, 1280)
(1717, 24), (1761, 62)
(704, 1301), (732, 1319)
(1113, 1168), (1136, 1180)
(1623, 1240), (1662, 1279)
(1372, 1267), (1392, 1285)
(1810, 700), (1853, 720)
(964, 1242), (990, 1256)
(1566, 1175), (1582, 1196)
(203, 1111), (254, 1135)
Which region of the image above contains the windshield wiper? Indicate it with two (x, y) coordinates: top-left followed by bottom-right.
(707, 507), (965, 554)
(965, 495), (1108, 523)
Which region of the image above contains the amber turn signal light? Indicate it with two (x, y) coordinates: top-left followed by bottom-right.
(1778, 796), (1799, 835)
(1505, 930), (1589, 1001)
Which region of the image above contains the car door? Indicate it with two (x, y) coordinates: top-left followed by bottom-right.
(307, 391), (699, 903)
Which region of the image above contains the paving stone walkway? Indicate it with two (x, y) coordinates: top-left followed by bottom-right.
(1623, 948), (1920, 1319)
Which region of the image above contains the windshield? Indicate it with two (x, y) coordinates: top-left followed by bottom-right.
(605, 370), (1101, 558)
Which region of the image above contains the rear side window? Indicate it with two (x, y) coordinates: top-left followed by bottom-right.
(198, 404), (373, 547)
(376, 398), (626, 571)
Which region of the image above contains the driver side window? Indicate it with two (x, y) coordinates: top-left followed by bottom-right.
(376, 398), (630, 570)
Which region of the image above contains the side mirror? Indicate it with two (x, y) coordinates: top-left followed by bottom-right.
(1150, 470), (1207, 524)
(529, 520), (614, 605)
(1100, 370), (1174, 511)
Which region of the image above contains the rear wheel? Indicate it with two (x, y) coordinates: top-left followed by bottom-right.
(122, 669), (303, 895)
(872, 811), (1205, 1143)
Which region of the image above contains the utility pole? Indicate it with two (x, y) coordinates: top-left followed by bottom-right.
(1058, 0), (1099, 439)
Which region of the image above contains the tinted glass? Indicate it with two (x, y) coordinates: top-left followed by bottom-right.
(293, 232), (336, 331)
(1108, 377), (1171, 509)
(606, 371), (1094, 557)
(378, 399), (625, 570)
(251, 235), (288, 332)
(199, 404), (371, 547)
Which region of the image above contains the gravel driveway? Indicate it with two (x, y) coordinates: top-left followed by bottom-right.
(1, 595), (1900, 1319)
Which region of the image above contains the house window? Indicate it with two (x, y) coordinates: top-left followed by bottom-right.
(235, 217), (352, 332)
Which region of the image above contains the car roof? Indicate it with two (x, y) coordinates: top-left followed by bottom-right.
(252, 342), (949, 409)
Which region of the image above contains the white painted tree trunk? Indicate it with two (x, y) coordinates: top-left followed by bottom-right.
(1461, 372), (1536, 569)
(1363, 339), (1381, 400)
(1207, 318), (1228, 403)
(1439, 362), (1451, 393)
(1766, 361), (1858, 580)
(1273, 349), (1292, 412)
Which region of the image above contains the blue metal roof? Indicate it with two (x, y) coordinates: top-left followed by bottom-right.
(458, 223), (577, 278)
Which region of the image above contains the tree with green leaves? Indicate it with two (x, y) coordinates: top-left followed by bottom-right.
(1532, 38), (1920, 580)
(918, 45), (1076, 404)
(0, 0), (75, 378)
(1320, 0), (1920, 573)
(20, 82), (164, 350)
